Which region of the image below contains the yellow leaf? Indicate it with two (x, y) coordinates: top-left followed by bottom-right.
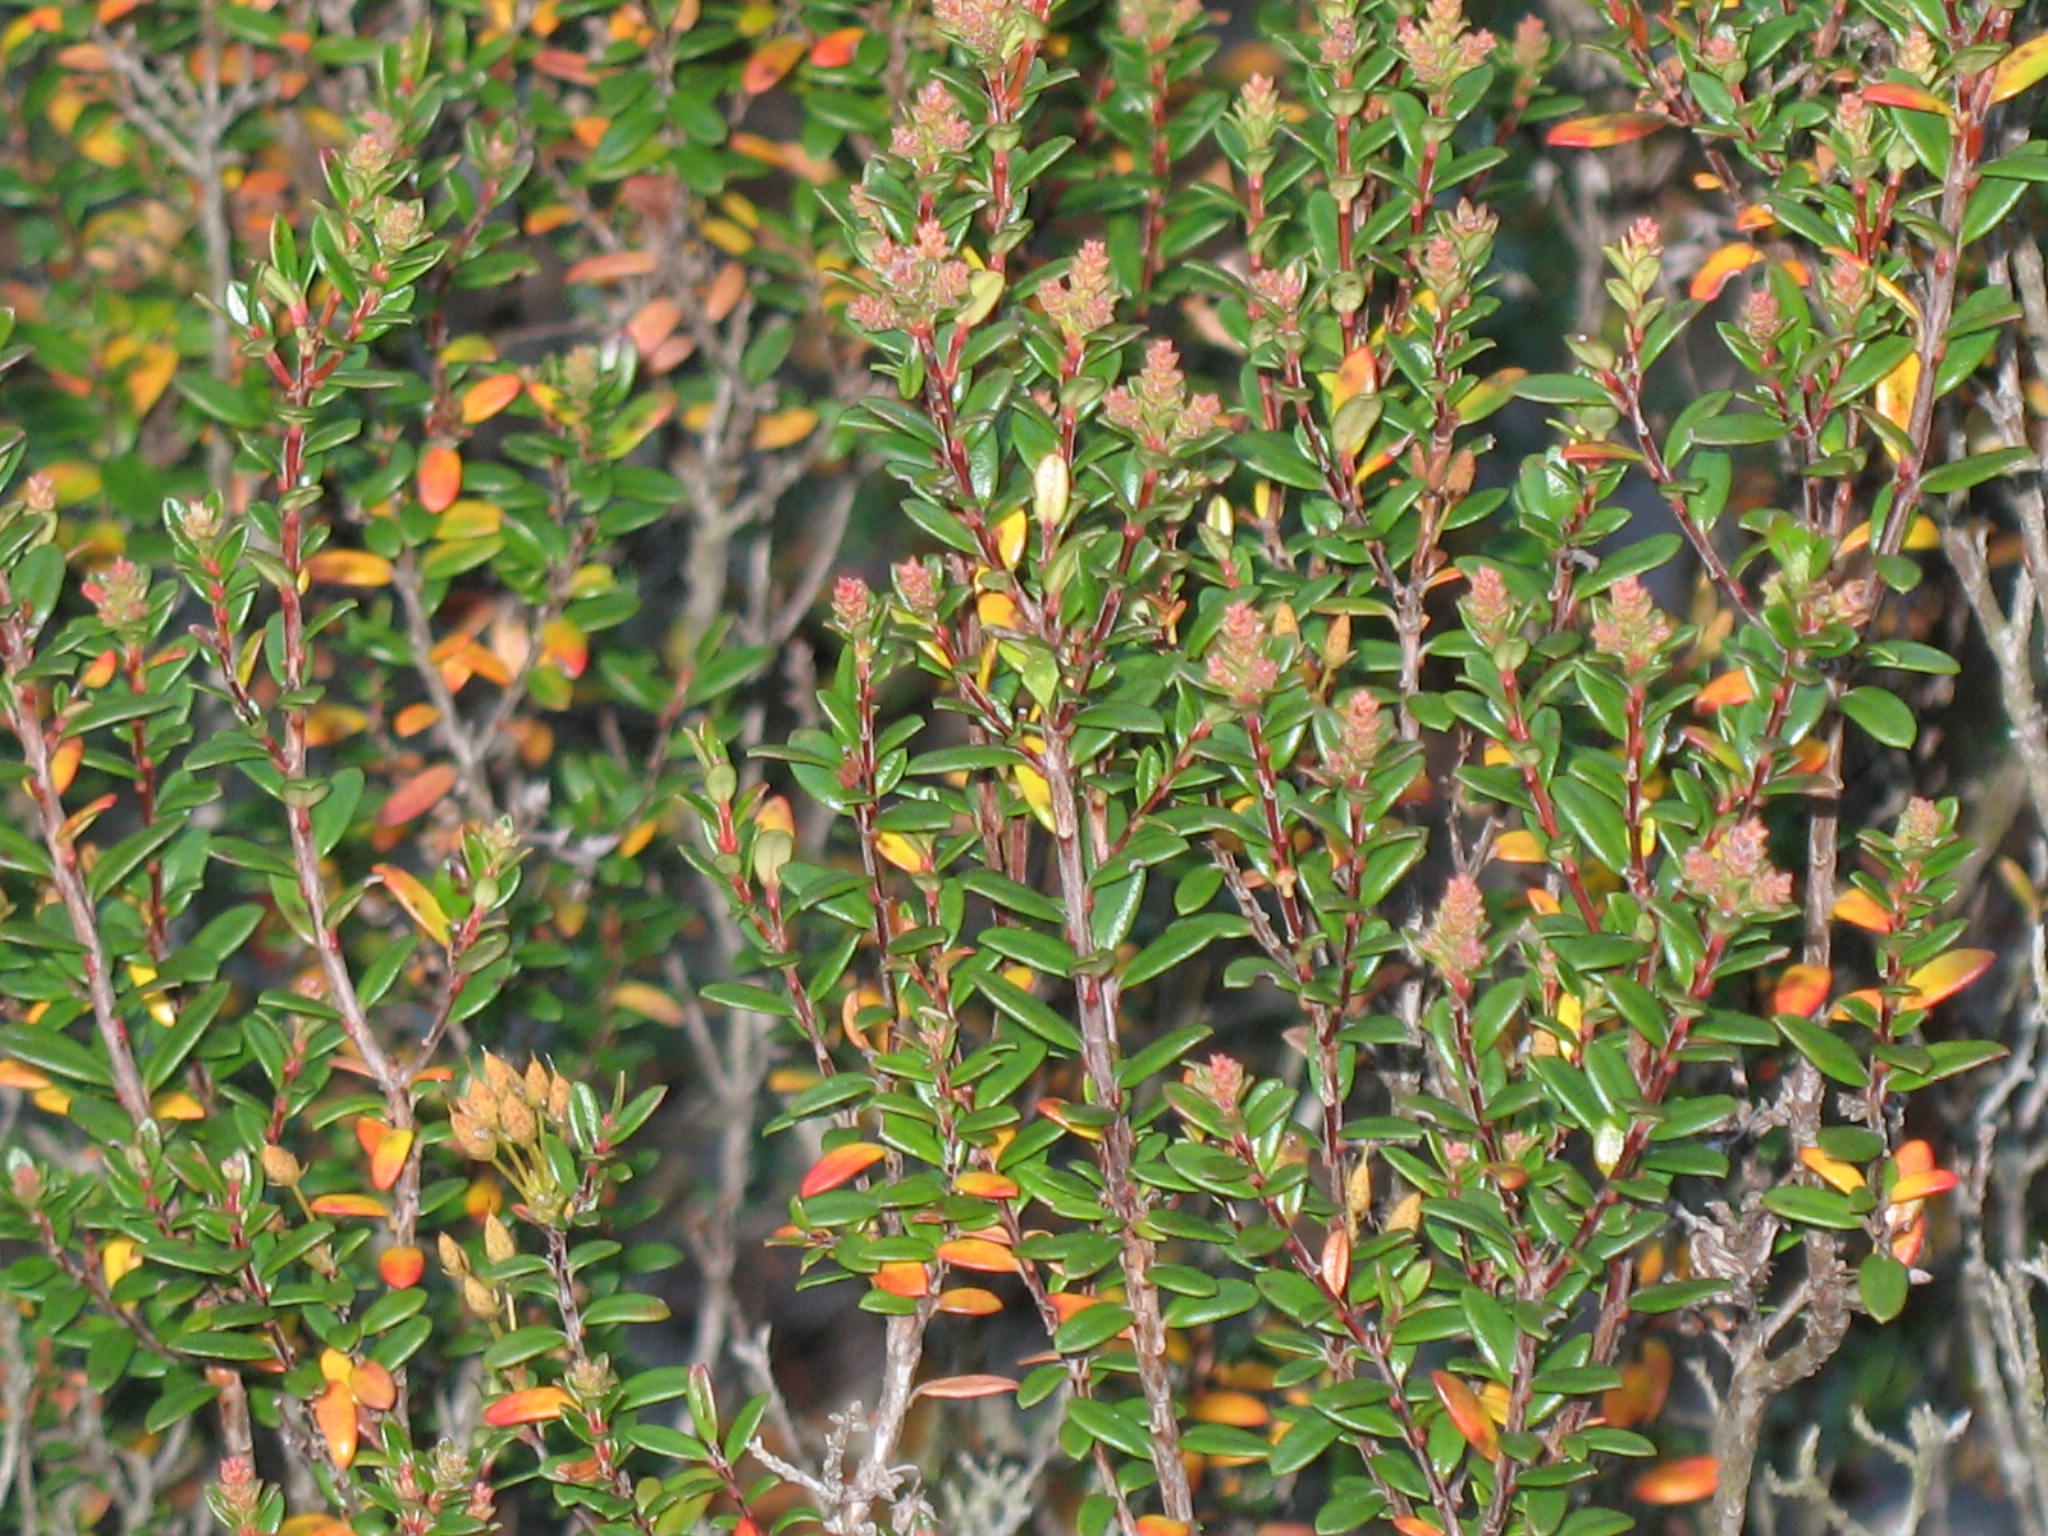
(936, 1236), (1020, 1273)
(309, 1193), (391, 1218)
(1901, 948), (1994, 1009)
(1992, 33), (2048, 102)
(1688, 243), (1763, 301)
(1190, 1390), (1269, 1427)
(992, 508), (1028, 570)
(611, 981), (686, 1026)
(314, 1379), (358, 1468)
(1432, 1370), (1498, 1460)
(1493, 829), (1545, 863)
(371, 864), (452, 946)
(1799, 1146), (1865, 1195)
(1874, 351), (1920, 454)
(875, 831), (934, 875)
(152, 1090), (205, 1120)
(102, 1236), (141, 1288)
(1832, 888), (1895, 932)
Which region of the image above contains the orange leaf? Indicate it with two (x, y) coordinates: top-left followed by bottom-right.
(1546, 111), (1670, 147)
(628, 298), (684, 358)
(1133, 1521), (1189, 1536)
(1330, 345), (1379, 409)
(379, 764), (458, 828)
(1601, 1338), (1672, 1429)
(1633, 1455), (1719, 1505)
(350, 1358), (397, 1411)
(565, 249), (657, 284)
(1895, 1139), (1935, 1175)
(394, 702), (441, 738)
(935, 1286), (1003, 1314)
(1832, 888), (1894, 932)
(309, 1193), (390, 1218)
(752, 407), (819, 451)
(460, 373), (524, 425)
(1772, 964), (1831, 1018)
(418, 446), (462, 513)
(1901, 948), (1993, 1010)
(483, 1385), (573, 1426)
(379, 1245), (426, 1288)
(1047, 1291), (1104, 1321)
(355, 1116), (391, 1158)
(370, 1127), (414, 1192)
(313, 1379), (358, 1468)
(954, 1170), (1019, 1199)
(741, 34), (805, 93)
(49, 735), (82, 794)
(1190, 1390), (1269, 1427)
(799, 1141), (886, 1198)
(913, 1374), (1018, 1400)
(1874, 352), (1921, 449)
(875, 1261), (930, 1297)
(1890, 1167), (1959, 1203)
(532, 47), (596, 83)
(937, 1237), (1020, 1273)
(372, 864), (452, 946)
(0, 1060), (53, 1091)
(1688, 243), (1763, 301)
(1863, 79), (1951, 115)
(1321, 1223), (1351, 1295)
(1393, 1519), (1443, 1536)
(808, 25), (863, 66)
(1695, 669), (1755, 711)
(1432, 1370), (1498, 1460)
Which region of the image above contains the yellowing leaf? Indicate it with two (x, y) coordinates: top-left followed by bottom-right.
(379, 1245), (426, 1288)
(1494, 829), (1545, 863)
(799, 1141), (886, 1198)
(542, 616), (589, 680)
(1901, 948), (1994, 1009)
(1546, 111), (1670, 147)
(460, 373), (524, 424)
(992, 507), (1028, 570)
(0, 1059), (53, 1091)
(350, 1358), (397, 1411)
(1695, 669), (1755, 711)
(304, 550), (394, 587)
(152, 1090), (205, 1120)
(369, 1128), (414, 1192)
(394, 702), (441, 738)
(1800, 1146), (1866, 1195)
(1833, 888), (1894, 932)
(1874, 351), (1921, 452)
(102, 1236), (141, 1288)
(49, 735), (82, 794)
(875, 831), (933, 875)
(1992, 33), (2048, 102)
(611, 981), (686, 1026)
(1432, 1370), (1498, 1460)
(1863, 79), (1951, 115)
(369, 863), (451, 947)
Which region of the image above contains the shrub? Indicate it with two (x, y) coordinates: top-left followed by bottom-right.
(0, 0), (2041, 1531)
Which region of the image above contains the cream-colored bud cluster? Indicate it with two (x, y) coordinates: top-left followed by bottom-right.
(449, 1053), (573, 1162)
